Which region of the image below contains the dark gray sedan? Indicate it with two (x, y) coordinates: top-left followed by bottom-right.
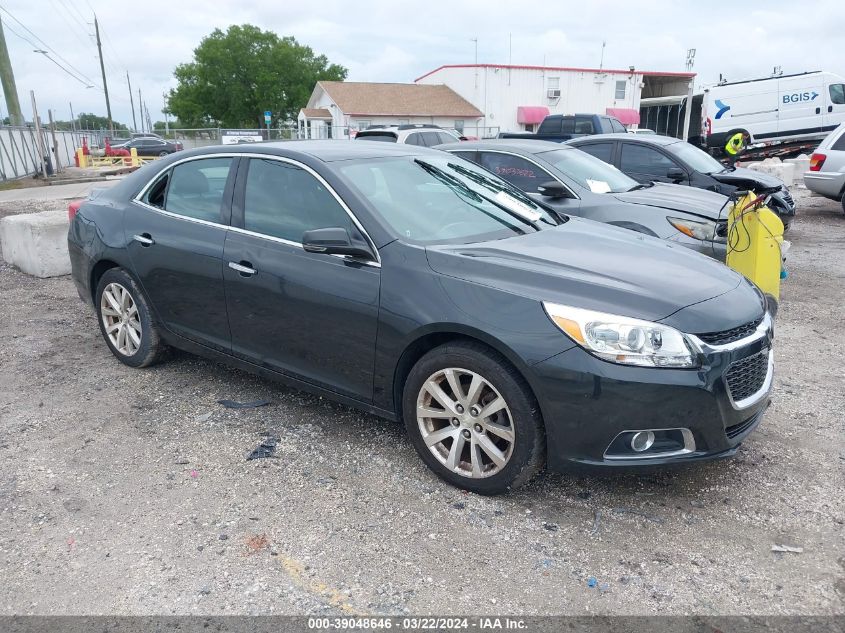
(437, 139), (731, 259)
(68, 141), (772, 494)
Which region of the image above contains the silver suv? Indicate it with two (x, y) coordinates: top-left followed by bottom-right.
(804, 123), (845, 212)
(355, 124), (461, 146)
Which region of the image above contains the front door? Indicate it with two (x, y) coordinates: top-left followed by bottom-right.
(223, 156), (381, 401)
(619, 142), (689, 185)
(125, 156), (237, 352)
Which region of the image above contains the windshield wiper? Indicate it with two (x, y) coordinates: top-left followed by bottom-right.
(626, 182), (655, 191)
(414, 159), (542, 231)
(446, 162), (557, 221)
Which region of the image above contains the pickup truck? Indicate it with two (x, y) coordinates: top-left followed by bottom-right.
(499, 113), (626, 141)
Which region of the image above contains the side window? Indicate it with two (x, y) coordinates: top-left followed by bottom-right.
(610, 118), (626, 133)
(405, 133), (424, 146)
(243, 158), (354, 243)
(449, 151), (479, 164)
(164, 157), (233, 222)
(830, 84), (845, 105)
(832, 132), (845, 151)
(420, 131), (444, 147)
(144, 172), (169, 209)
(437, 131), (458, 145)
(539, 117), (561, 135)
(620, 144), (678, 176)
(478, 152), (554, 193)
(577, 142), (614, 164)
(574, 116), (595, 134)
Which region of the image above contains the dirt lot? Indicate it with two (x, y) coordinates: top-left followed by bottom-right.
(0, 189), (842, 616)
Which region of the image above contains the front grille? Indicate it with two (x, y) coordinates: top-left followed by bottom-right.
(725, 411), (762, 439)
(725, 349), (770, 403)
(781, 188), (794, 207)
(697, 316), (763, 346)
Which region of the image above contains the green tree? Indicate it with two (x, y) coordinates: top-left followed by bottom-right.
(167, 24), (347, 128)
(73, 113), (128, 131)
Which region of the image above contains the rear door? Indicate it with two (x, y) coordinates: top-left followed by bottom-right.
(824, 76), (845, 131)
(125, 156), (237, 351)
(777, 74), (825, 138)
(618, 142), (689, 184)
(222, 156), (381, 400)
(573, 141), (617, 166)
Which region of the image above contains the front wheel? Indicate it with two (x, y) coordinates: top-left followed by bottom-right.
(402, 341), (545, 495)
(158, 151), (169, 157)
(841, 190), (845, 215)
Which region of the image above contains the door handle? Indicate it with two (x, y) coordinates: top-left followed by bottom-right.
(228, 261), (257, 276)
(132, 233), (154, 246)
(829, 105), (834, 113)
(815, 107), (821, 114)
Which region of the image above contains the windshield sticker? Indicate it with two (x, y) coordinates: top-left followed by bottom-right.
(586, 179), (611, 193)
(494, 191), (542, 221)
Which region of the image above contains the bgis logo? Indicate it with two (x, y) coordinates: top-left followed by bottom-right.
(782, 91), (819, 104)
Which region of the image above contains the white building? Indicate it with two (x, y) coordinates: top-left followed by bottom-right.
(415, 64), (696, 135)
(299, 81), (483, 139)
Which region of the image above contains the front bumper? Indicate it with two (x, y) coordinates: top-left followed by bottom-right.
(531, 315), (773, 471)
(803, 170), (845, 199)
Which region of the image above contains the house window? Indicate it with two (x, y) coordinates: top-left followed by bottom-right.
(615, 80), (627, 100)
(355, 120), (372, 131)
(454, 120), (465, 133)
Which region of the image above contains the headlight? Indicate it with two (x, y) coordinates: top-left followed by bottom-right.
(667, 217), (725, 243)
(542, 302), (699, 368)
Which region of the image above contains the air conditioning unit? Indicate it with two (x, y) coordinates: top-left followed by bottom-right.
(547, 89), (561, 99)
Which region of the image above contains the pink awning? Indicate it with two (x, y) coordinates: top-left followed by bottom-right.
(517, 106), (550, 125)
(606, 107), (640, 125)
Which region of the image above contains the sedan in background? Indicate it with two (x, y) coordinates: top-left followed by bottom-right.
(69, 141), (772, 494)
(568, 134), (796, 229)
(116, 136), (183, 157)
(804, 123), (845, 212)
(437, 139), (731, 259)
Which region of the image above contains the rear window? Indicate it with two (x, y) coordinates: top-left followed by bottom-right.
(356, 131), (397, 142)
(538, 118), (562, 135)
(832, 131), (845, 151)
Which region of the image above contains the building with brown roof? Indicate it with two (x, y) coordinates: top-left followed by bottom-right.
(298, 81), (483, 139)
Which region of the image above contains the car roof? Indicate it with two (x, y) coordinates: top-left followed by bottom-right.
(436, 139), (571, 154)
(171, 139), (444, 162)
(569, 133), (682, 146)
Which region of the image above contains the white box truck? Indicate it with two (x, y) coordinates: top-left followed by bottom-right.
(701, 71), (845, 153)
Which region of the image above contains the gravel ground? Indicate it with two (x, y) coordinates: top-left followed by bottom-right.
(0, 188), (842, 616)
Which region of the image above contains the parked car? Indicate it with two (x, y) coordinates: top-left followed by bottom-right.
(437, 139), (731, 259)
(499, 114), (626, 142)
(355, 124), (461, 146)
(629, 128), (656, 135)
(69, 141), (773, 494)
(115, 137), (183, 157)
(568, 134), (796, 229)
(803, 122), (845, 212)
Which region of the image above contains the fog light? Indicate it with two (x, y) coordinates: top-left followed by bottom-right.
(630, 431), (655, 452)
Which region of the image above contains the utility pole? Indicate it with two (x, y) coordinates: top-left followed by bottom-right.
(127, 71), (137, 132)
(138, 88), (143, 133)
(30, 91), (47, 176)
(0, 16), (24, 125)
(162, 92), (169, 135)
(94, 16), (114, 136)
(48, 109), (61, 172)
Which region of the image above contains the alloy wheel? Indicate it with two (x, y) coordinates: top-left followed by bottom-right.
(100, 282), (142, 356)
(416, 367), (515, 478)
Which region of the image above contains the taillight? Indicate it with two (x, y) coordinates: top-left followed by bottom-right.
(809, 152), (826, 172)
(67, 199), (83, 221)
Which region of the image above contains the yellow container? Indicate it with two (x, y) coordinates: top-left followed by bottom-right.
(725, 192), (785, 302)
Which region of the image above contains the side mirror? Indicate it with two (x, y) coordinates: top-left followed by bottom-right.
(537, 180), (568, 198)
(666, 167), (686, 181)
(302, 227), (374, 260)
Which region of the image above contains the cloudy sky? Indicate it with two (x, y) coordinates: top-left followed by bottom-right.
(2, 0), (843, 128)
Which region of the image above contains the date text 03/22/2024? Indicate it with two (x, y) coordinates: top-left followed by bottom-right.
(307, 617), (528, 630)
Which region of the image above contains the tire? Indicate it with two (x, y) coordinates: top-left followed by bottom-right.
(158, 151), (168, 157)
(95, 267), (168, 368)
(402, 341), (545, 495)
(841, 190), (845, 214)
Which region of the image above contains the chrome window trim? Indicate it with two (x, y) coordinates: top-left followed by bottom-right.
(448, 148), (581, 200)
(603, 427), (696, 461)
(687, 311), (772, 353)
(726, 349), (774, 411)
(132, 152), (381, 266)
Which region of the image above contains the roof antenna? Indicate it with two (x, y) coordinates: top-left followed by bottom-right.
(599, 40), (606, 71)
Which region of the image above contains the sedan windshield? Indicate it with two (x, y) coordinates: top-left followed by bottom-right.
(667, 141), (725, 174)
(537, 148), (637, 193)
(337, 155), (560, 244)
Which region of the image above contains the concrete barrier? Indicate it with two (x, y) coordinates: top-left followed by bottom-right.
(745, 158), (794, 188)
(0, 209), (71, 278)
(784, 155), (811, 185)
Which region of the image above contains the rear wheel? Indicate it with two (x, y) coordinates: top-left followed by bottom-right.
(402, 341), (545, 495)
(841, 190), (845, 214)
(158, 151), (168, 157)
(95, 267), (168, 368)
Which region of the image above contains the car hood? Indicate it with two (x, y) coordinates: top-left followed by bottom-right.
(425, 217), (758, 329)
(710, 166), (785, 189)
(612, 183), (729, 220)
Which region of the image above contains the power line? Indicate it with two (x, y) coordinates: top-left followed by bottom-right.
(49, 0), (93, 49)
(0, 4), (100, 87)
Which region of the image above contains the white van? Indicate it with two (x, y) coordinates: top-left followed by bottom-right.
(701, 71), (845, 153)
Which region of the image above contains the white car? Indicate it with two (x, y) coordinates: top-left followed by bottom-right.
(355, 124), (461, 146)
(804, 123), (845, 212)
